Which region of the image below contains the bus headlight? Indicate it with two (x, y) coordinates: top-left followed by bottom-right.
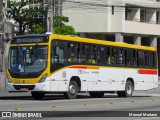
(6, 74), (11, 83)
(38, 74), (47, 83)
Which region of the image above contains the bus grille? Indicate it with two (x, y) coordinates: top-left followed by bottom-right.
(13, 85), (35, 90)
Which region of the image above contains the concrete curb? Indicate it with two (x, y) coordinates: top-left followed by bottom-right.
(0, 72), (5, 91)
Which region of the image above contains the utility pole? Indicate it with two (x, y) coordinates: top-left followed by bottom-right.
(0, 0), (4, 72)
(57, 0), (63, 16)
(0, 0), (12, 72)
(0, 0), (5, 90)
(47, 0), (54, 33)
(46, 0), (63, 33)
(0, 1), (3, 21)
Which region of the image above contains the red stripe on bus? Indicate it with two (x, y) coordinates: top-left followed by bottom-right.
(69, 66), (99, 69)
(69, 66), (87, 69)
(138, 70), (157, 75)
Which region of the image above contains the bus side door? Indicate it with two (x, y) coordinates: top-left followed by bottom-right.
(50, 40), (68, 91)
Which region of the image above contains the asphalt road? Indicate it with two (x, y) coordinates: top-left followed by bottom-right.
(0, 86), (160, 120)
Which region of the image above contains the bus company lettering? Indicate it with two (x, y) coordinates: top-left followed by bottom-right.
(11, 112), (42, 117)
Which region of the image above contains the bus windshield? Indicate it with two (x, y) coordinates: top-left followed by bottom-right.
(8, 45), (48, 73)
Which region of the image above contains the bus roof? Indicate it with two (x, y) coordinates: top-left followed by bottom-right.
(50, 34), (157, 51)
(11, 34), (156, 51)
(13, 34), (50, 38)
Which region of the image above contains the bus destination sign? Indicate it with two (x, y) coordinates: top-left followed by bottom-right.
(11, 36), (49, 44)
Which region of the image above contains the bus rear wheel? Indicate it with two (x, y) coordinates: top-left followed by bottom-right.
(89, 92), (104, 98)
(117, 81), (134, 97)
(64, 81), (78, 99)
(31, 91), (45, 99)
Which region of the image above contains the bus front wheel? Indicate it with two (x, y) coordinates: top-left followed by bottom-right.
(31, 91), (45, 99)
(117, 81), (134, 97)
(64, 81), (78, 99)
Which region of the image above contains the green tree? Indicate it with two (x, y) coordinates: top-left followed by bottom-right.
(8, 0), (47, 35)
(54, 16), (69, 27)
(30, 24), (46, 34)
(54, 16), (77, 35)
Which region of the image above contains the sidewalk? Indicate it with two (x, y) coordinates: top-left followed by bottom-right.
(0, 72), (5, 91)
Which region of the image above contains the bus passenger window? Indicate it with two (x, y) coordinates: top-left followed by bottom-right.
(67, 42), (81, 63)
(68, 54), (75, 63)
(148, 52), (156, 68)
(112, 48), (123, 66)
(87, 45), (97, 64)
(54, 47), (59, 63)
(52, 47), (64, 64)
(109, 48), (115, 65)
(98, 46), (106, 64)
(125, 49), (136, 67)
(106, 47), (111, 65)
(81, 44), (88, 63)
(87, 55), (96, 64)
(115, 48), (124, 66)
(107, 56), (114, 65)
(81, 44), (97, 64)
(59, 48), (64, 63)
(144, 51), (148, 67)
(137, 51), (145, 67)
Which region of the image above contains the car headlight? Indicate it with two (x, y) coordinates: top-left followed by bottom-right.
(38, 74), (47, 83)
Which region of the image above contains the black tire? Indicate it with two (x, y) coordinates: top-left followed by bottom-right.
(31, 91), (45, 100)
(117, 81), (134, 97)
(89, 92), (104, 98)
(64, 81), (78, 99)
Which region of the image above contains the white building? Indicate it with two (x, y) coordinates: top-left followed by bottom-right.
(63, 0), (160, 74)
(63, 0), (160, 46)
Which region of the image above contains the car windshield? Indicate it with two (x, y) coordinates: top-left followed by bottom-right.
(8, 45), (48, 73)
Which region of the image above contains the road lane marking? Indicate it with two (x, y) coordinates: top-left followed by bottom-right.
(14, 108), (22, 110)
(52, 106), (60, 108)
(83, 104), (89, 106)
(109, 102), (116, 104)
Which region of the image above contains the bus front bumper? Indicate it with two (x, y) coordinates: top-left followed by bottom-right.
(6, 81), (50, 92)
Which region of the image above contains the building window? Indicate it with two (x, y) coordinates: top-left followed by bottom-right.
(106, 36), (115, 42)
(124, 36), (134, 44)
(112, 6), (114, 15)
(141, 37), (150, 46)
(125, 8), (132, 20)
(156, 12), (160, 24)
(140, 10), (146, 22)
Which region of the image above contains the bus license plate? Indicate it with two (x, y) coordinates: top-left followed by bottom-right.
(20, 88), (28, 91)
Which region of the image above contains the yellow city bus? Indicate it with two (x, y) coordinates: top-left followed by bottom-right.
(6, 34), (158, 99)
